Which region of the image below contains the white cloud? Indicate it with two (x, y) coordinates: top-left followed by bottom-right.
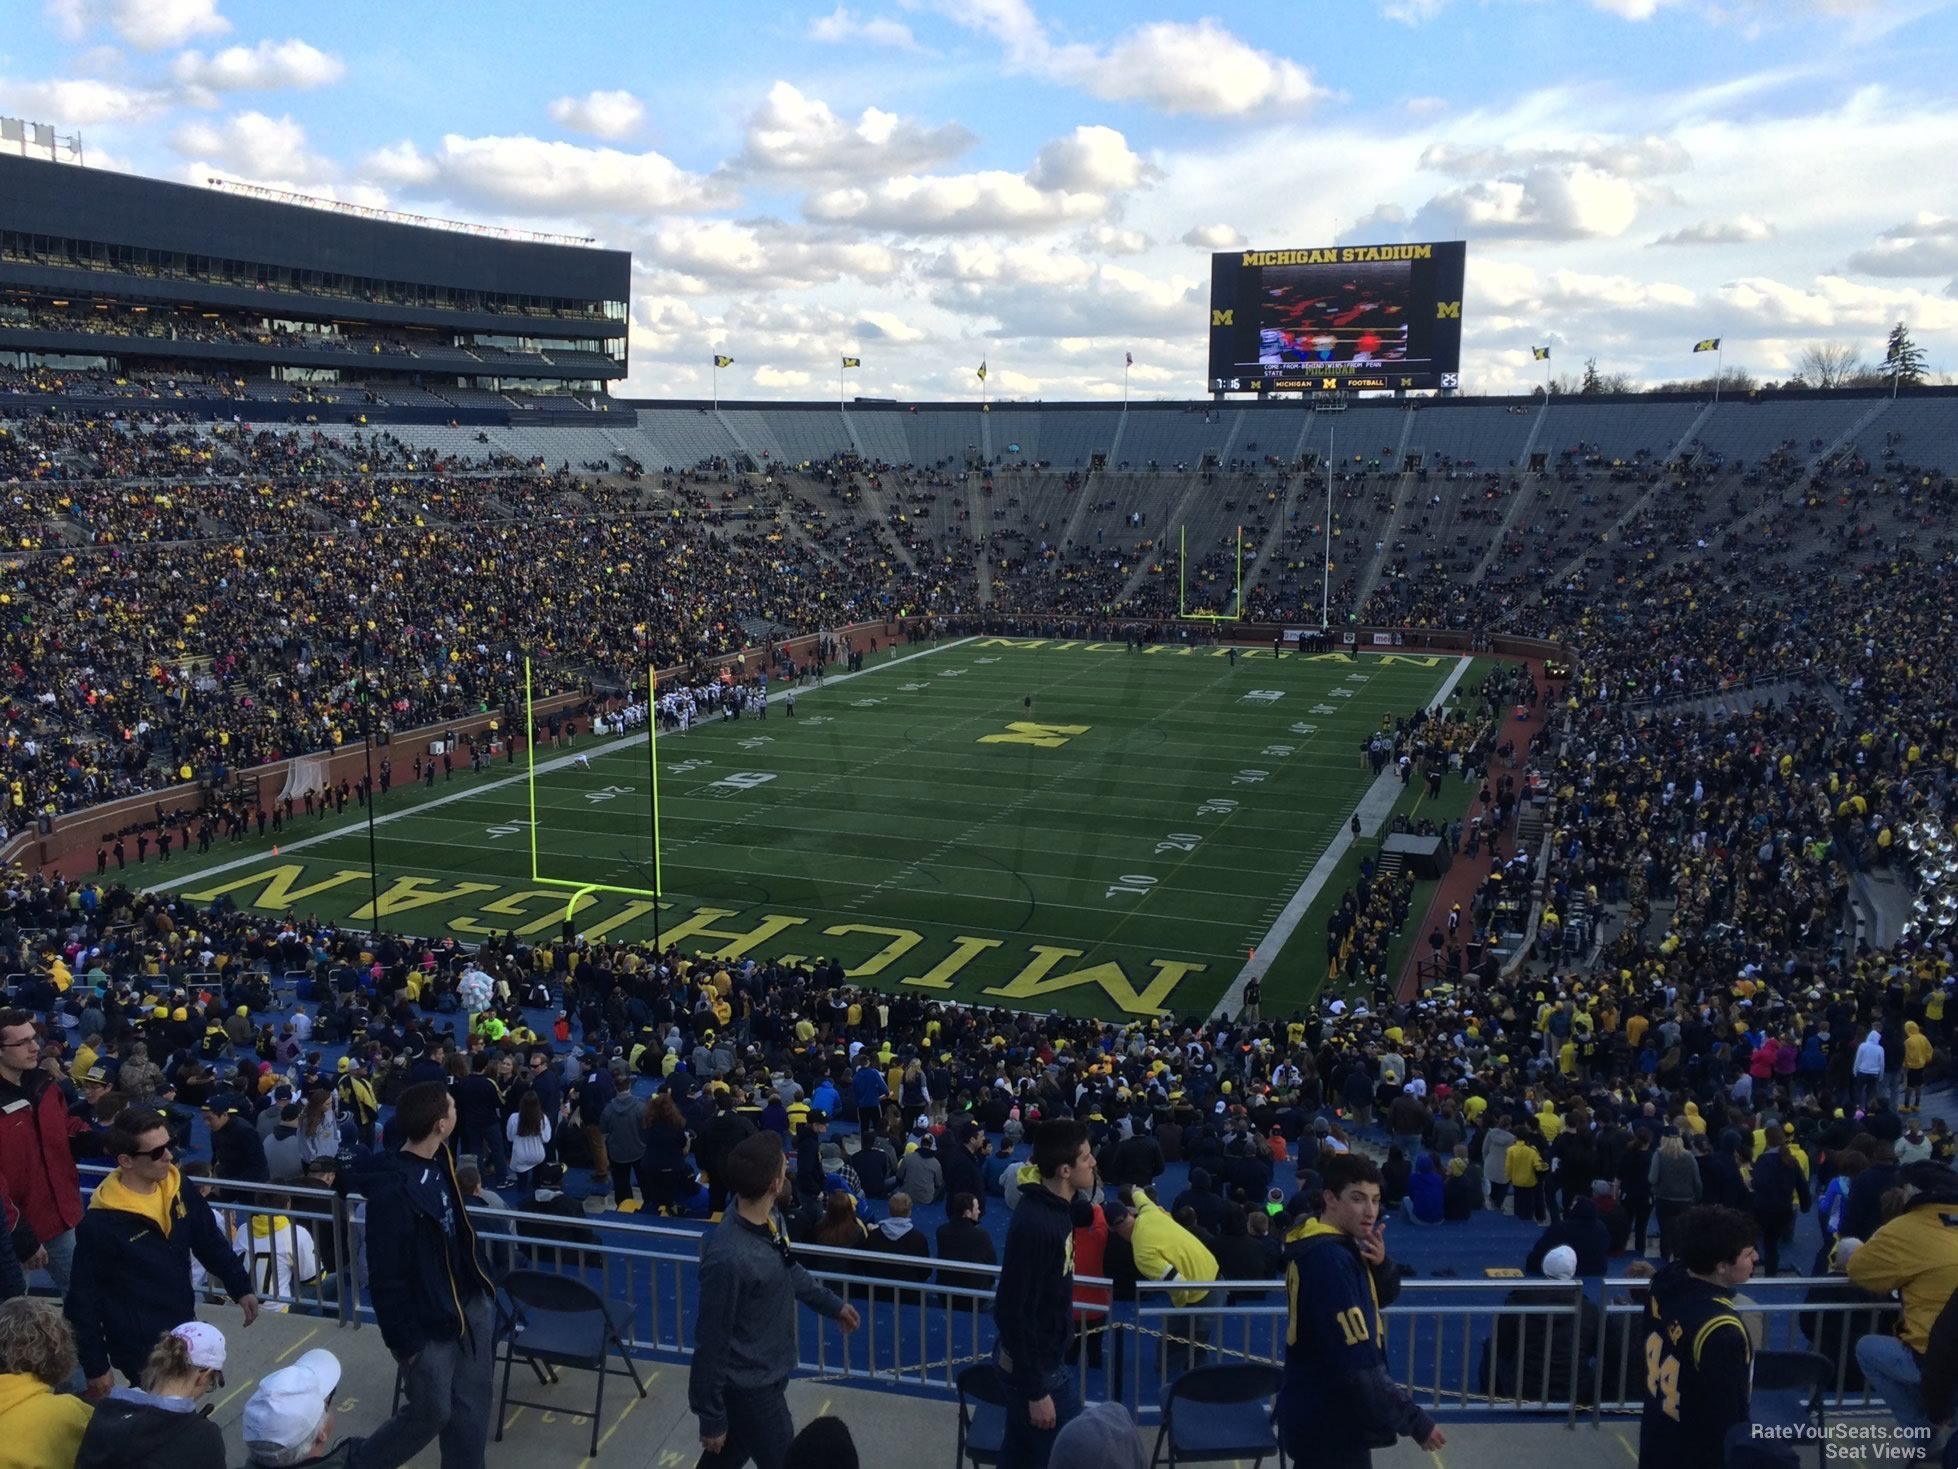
(733, 81), (973, 179)
(1846, 214), (1958, 277)
(361, 134), (728, 217)
(800, 123), (1149, 235)
(925, 242), (1201, 337)
(753, 365), (815, 388)
(1404, 96), (1449, 115)
(1721, 273), (1958, 332)
(1180, 223), (1244, 250)
(1028, 125), (1151, 193)
(1084, 225), (1152, 255)
(1649, 214), (1776, 245)
(1414, 164), (1642, 240)
(807, 171), (1109, 232)
(547, 89), (646, 141)
(807, 5), (921, 49)
(51, 0), (229, 51)
(937, 4), (1322, 117)
(1384, 0), (1449, 22)
(172, 109), (323, 182)
(1420, 135), (1691, 179)
(171, 39), (343, 95)
(639, 217), (903, 289)
(856, 310), (927, 342)
(1589, 0), (1682, 16)
(0, 75), (165, 124)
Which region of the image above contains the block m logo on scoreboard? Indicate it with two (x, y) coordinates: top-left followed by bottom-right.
(1436, 300), (1462, 319)
(979, 722), (1091, 749)
(1211, 309), (1234, 327)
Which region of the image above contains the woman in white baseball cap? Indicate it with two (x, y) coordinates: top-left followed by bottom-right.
(73, 1320), (228, 1469)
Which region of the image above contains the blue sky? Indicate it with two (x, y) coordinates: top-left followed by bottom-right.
(3, 0), (1957, 399)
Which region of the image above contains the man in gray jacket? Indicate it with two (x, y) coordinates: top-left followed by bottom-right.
(691, 1132), (861, 1469)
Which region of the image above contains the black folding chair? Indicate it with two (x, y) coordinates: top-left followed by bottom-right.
(955, 1362), (1011, 1468)
(1151, 1362), (1286, 1468)
(491, 1270), (647, 1456)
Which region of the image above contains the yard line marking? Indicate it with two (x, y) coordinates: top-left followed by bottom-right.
(150, 638), (977, 894)
(1210, 655), (1474, 1021)
(273, 1326), (320, 1362)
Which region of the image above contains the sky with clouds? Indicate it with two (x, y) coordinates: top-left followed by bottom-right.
(3, 0), (1957, 401)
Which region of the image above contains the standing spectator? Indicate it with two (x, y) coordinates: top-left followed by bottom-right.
(1649, 1134), (1702, 1263)
(1638, 1206), (1757, 1469)
(1855, 1026), (1888, 1106)
(1506, 1123), (1549, 1224)
(0, 1010), (83, 1293)
(1108, 1192), (1219, 1372)
(993, 1119), (1096, 1467)
(942, 1120), (988, 1209)
(1617, 1127), (1655, 1257)
(66, 1108), (260, 1397)
(297, 1088), (339, 1167)
(74, 1320), (228, 1469)
(1747, 1127), (1811, 1277)
(852, 1060), (887, 1136)
(352, 1082), (496, 1469)
(697, 1089), (757, 1215)
(203, 1100), (270, 1186)
(504, 1092), (552, 1195)
(1848, 1163), (1958, 1435)
(334, 1060), (378, 1152)
(600, 1076), (649, 1209)
(690, 1133), (859, 1469)
(1276, 1153), (1442, 1467)
(0, 1297), (92, 1466)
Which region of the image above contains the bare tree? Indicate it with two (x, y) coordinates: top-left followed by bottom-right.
(1795, 341), (1866, 389)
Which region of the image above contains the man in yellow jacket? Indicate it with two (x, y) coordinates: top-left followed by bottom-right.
(1903, 1021), (1933, 1113)
(1109, 1192), (1218, 1373)
(1847, 1162), (1958, 1433)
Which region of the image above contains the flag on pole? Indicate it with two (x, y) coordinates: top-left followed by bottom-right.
(1125, 351), (1134, 367)
(976, 361), (987, 381)
(1531, 346), (1550, 361)
(713, 354), (734, 368)
(1693, 338), (1721, 353)
(842, 356), (861, 368)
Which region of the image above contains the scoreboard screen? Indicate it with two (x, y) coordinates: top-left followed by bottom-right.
(1207, 241), (1466, 394)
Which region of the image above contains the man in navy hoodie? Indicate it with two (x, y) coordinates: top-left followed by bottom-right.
(993, 1119), (1097, 1468)
(352, 1081), (496, 1469)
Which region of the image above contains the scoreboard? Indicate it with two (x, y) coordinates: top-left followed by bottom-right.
(1207, 240), (1466, 394)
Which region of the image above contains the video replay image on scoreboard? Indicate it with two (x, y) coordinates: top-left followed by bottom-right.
(1208, 241), (1467, 394)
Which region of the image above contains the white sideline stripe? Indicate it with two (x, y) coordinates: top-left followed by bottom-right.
(148, 637), (977, 895)
(1212, 655), (1476, 1021)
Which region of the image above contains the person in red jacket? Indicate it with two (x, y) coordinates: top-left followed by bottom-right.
(0, 1010), (85, 1292)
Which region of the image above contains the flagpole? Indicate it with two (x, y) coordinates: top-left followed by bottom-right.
(1715, 344), (1722, 405)
(713, 359), (719, 412)
(1123, 359), (1130, 411)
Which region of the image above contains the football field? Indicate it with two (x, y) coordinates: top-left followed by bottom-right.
(169, 637), (1479, 1020)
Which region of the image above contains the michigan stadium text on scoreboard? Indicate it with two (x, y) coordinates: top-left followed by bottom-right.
(1208, 240), (1467, 395)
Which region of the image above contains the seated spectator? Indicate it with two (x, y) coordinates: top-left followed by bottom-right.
(1051, 1400), (1147, 1469)
(73, 1321), (227, 1469)
(1381, 1146), (1411, 1208)
(234, 1197), (322, 1312)
(1403, 1153), (1445, 1225)
(934, 1192), (996, 1306)
(0, 1297), (92, 1467)
(241, 1347), (359, 1467)
(1478, 1246), (1600, 1405)
(895, 1137), (943, 1206)
(1443, 1155), (1481, 1222)
(866, 1192), (931, 1298)
(1525, 1194), (1611, 1277)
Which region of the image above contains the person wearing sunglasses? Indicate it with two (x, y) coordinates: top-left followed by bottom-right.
(62, 1107), (261, 1401)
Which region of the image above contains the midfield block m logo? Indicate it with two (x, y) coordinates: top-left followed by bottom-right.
(978, 722), (1092, 749)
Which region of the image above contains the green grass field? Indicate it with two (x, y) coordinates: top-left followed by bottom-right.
(167, 637), (1477, 1020)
